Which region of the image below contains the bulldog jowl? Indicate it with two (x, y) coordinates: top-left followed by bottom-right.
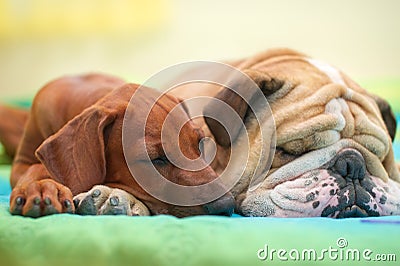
(242, 147), (400, 218)
(319, 148), (393, 218)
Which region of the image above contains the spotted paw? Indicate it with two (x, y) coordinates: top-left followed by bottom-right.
(73, 185), (150, 216)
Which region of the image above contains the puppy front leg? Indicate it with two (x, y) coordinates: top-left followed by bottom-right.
(10, 163), (74, 217)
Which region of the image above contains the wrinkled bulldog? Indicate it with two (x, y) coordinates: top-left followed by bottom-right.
(172, 48), (400, 218)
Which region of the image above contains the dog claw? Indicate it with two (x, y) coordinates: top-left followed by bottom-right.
(64, 199), (72, 208)
(76, 196), (97, 215)
(73, 199), (80, 208)
(44, 197), (52, 205)
(92, 189), (101, 198)
(109, 196), (119, 206)
(33, 197), (41, 205)
(15, 197), (24, 206)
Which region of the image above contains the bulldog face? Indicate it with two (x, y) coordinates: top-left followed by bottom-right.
(205, 48), (400, 218)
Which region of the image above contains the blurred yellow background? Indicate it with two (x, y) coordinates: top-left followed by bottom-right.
(0, 0), (399, 100)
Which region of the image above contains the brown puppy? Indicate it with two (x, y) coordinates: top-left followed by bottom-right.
(6, 73), (234, 218)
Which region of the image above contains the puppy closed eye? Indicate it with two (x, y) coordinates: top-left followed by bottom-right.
(151, 155), (169, 166)
(198, 139), (205, 157)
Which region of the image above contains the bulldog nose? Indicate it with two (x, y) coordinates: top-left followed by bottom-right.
(203, 193), (235, 216)
(332, 149), (366, 180)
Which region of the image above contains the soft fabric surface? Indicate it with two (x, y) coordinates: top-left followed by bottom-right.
(0, 165), (399, 266)
(0, 79), (399, 265)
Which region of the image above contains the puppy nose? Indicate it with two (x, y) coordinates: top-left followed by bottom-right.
(203, 193), (235, 216)
(332, 149), (366, 180)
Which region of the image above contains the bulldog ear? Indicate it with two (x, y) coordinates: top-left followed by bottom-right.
(372, 95), (397, 142)
(35, 106), (117, 193)
(204, 70), (285, 147)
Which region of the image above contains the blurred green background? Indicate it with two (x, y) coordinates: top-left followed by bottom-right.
(0, 0), (399, 101)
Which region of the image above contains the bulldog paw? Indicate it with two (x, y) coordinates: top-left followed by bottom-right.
(73, 185), (150, 216)
(10, 179), (74, 217)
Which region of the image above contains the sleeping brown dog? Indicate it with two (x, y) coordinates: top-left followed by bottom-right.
(172, 48), (400, 218)
(1, 74), (234, 218)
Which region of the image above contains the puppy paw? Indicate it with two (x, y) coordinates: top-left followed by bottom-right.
(73, 185), (150, 216)
(10, 179), (74, 217)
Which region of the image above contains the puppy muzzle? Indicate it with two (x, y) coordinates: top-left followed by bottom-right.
(203, 192), (235, 216)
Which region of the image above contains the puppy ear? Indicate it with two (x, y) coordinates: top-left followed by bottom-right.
(372, 95), (397, 142)
(35, 106), (117, 193)
(203, 69), (284, 147)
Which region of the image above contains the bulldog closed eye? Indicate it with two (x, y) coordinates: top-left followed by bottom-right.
(172, 48), (400, 218)
(231, 50), (400, 218)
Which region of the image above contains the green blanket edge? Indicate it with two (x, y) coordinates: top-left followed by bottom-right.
(1, 196), (399, 266)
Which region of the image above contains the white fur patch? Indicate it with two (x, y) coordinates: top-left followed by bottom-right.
(306, 58), (346, 86)
(324, 98), (346, 131)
